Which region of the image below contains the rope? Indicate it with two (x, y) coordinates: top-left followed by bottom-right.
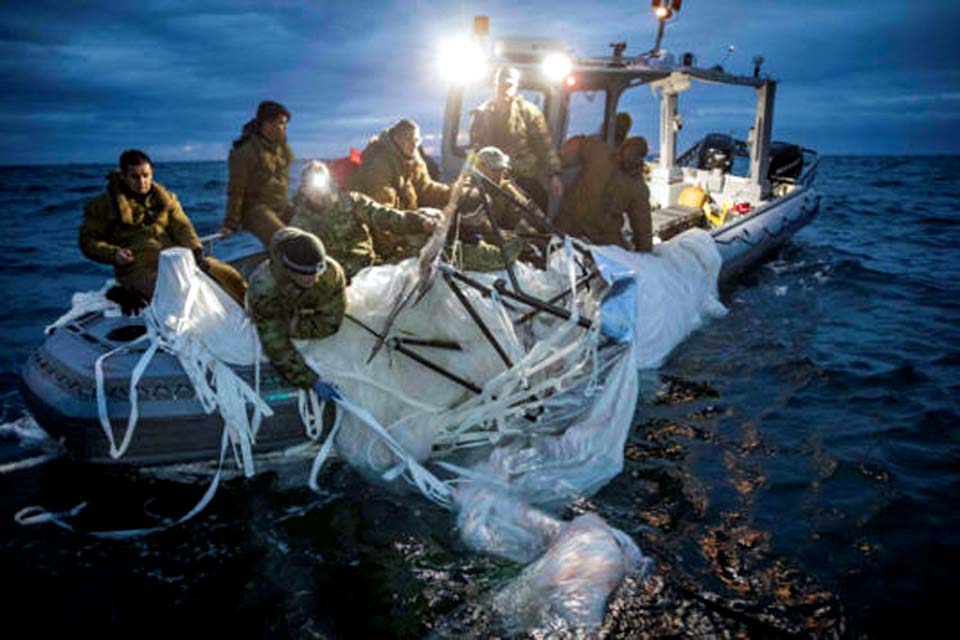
(15, 428), (232, 539)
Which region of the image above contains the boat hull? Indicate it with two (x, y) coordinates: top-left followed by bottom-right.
(21, 188), (819, 467)
(713, 185), (821, 282)
(20, 314), (310, 466)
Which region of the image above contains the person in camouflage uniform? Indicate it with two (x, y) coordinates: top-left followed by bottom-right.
(468, 66), (563, 211)
(246, 227), (347, 389)
(555, 136), (652, 252)
(79, 149), (247, 306)
(459, 146), (551, 239)
(290, 161), (440, 280)
(219, 101), (295, 247)
(348, 119), (450, 260)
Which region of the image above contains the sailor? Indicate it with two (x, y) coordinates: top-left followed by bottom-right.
(290, 160), (440, 280)
(561, 112), (632, 156)
(247, 228), (347, 389)
(79, 149), (248, 310)
(219, 100), (295, 247)
(348, 118), (451, 260)
(555, 136), (653, 252)
(468, 65), (563, 211)
(455, 147), (552, 269)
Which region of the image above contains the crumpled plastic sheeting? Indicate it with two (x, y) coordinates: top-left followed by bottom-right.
(297, 258), (572, 477)
(44, 279), (121, 334)
(457, 486), (652, 632)
(492, 512), (650, 634)
(152, 249), (261, 366)
(472, 229), (726, 507)
(592, 228), (727, 370)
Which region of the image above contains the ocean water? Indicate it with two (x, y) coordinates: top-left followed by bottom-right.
(0, 156), (957, 637)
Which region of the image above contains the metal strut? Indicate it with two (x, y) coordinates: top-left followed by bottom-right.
(514, 269), (601, 326)
(441, 265), (594, 331)
(346, 314), (481, 395)
(442, 273), (514, 369)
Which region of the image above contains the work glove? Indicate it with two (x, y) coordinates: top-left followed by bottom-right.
(313, 379), (341, 402)
(192, 247), (211, 274)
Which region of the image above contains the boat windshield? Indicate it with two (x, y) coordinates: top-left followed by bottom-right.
(563, 89), (607, 144)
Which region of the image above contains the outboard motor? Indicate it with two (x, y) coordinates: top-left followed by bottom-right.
(697, 133), (736, 172)
(767, 141), (803, 181)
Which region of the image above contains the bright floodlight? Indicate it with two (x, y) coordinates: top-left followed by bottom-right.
(437, 37), (487, 84)
(541, 53), (572, 82)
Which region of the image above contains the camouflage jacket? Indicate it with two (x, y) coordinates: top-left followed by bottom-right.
(348, 128), (450, 211)
(556, 136), (652, 252)
(224, 133), (295, 230)
(468, 96), (562, 180)
(457, 176), (548, 241)
(246, 228), (347, 389)
(79, 176), (202, 278)
(289, 190), (430, 279)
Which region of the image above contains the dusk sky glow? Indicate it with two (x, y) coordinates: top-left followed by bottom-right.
(1, 0), (958, 165)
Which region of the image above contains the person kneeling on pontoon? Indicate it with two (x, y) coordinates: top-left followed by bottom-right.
(290, 161), (442, 281)
(79, 149), (247, 314)
(247, 228), (347, 391)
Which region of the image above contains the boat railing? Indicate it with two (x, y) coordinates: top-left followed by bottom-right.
(676, 139), (819, 190)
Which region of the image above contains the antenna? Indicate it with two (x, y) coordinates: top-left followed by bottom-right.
(721, 44), (735, 66)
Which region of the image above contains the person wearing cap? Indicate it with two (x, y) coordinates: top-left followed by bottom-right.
(219, 100), (295, 247)
(79, 149), (248, 310)
(348, 118), (450, 260)
(290, 160), (440, 280)
(246, 227), (347, 389)
(555, 135), (653, 252)
(468, 65), (563, 212)
(454, 146), (552, 270)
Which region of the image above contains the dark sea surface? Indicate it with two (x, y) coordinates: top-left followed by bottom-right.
(0, 156), (958, 638)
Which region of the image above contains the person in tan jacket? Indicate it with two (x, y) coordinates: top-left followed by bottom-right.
(348, 118), (450, 259)
(555, 136), (652, 252)
(80, 149), (247, 307)
(219, 101), (295, 247)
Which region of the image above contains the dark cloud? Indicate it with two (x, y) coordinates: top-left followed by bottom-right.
(0, 0), (958, 164)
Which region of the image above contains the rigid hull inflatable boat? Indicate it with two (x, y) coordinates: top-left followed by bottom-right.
(21, 19), (820, 469)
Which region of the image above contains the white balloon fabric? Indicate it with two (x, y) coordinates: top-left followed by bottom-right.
(63, 230), (725, 633)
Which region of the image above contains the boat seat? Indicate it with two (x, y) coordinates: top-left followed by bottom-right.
(653, 204), (705, 241)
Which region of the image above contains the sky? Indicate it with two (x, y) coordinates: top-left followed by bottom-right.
(0, 0), (958, 165)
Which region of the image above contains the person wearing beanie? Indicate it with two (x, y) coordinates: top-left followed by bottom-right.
(290, 160), (440, 281)
(246, 227), (347, 389)
(347, 118), (450, 260)
(79, 149), (248, 311)
(555, 135), (652, 253)
(468, 65), (563, 212)
(220, 100), (296, 247)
